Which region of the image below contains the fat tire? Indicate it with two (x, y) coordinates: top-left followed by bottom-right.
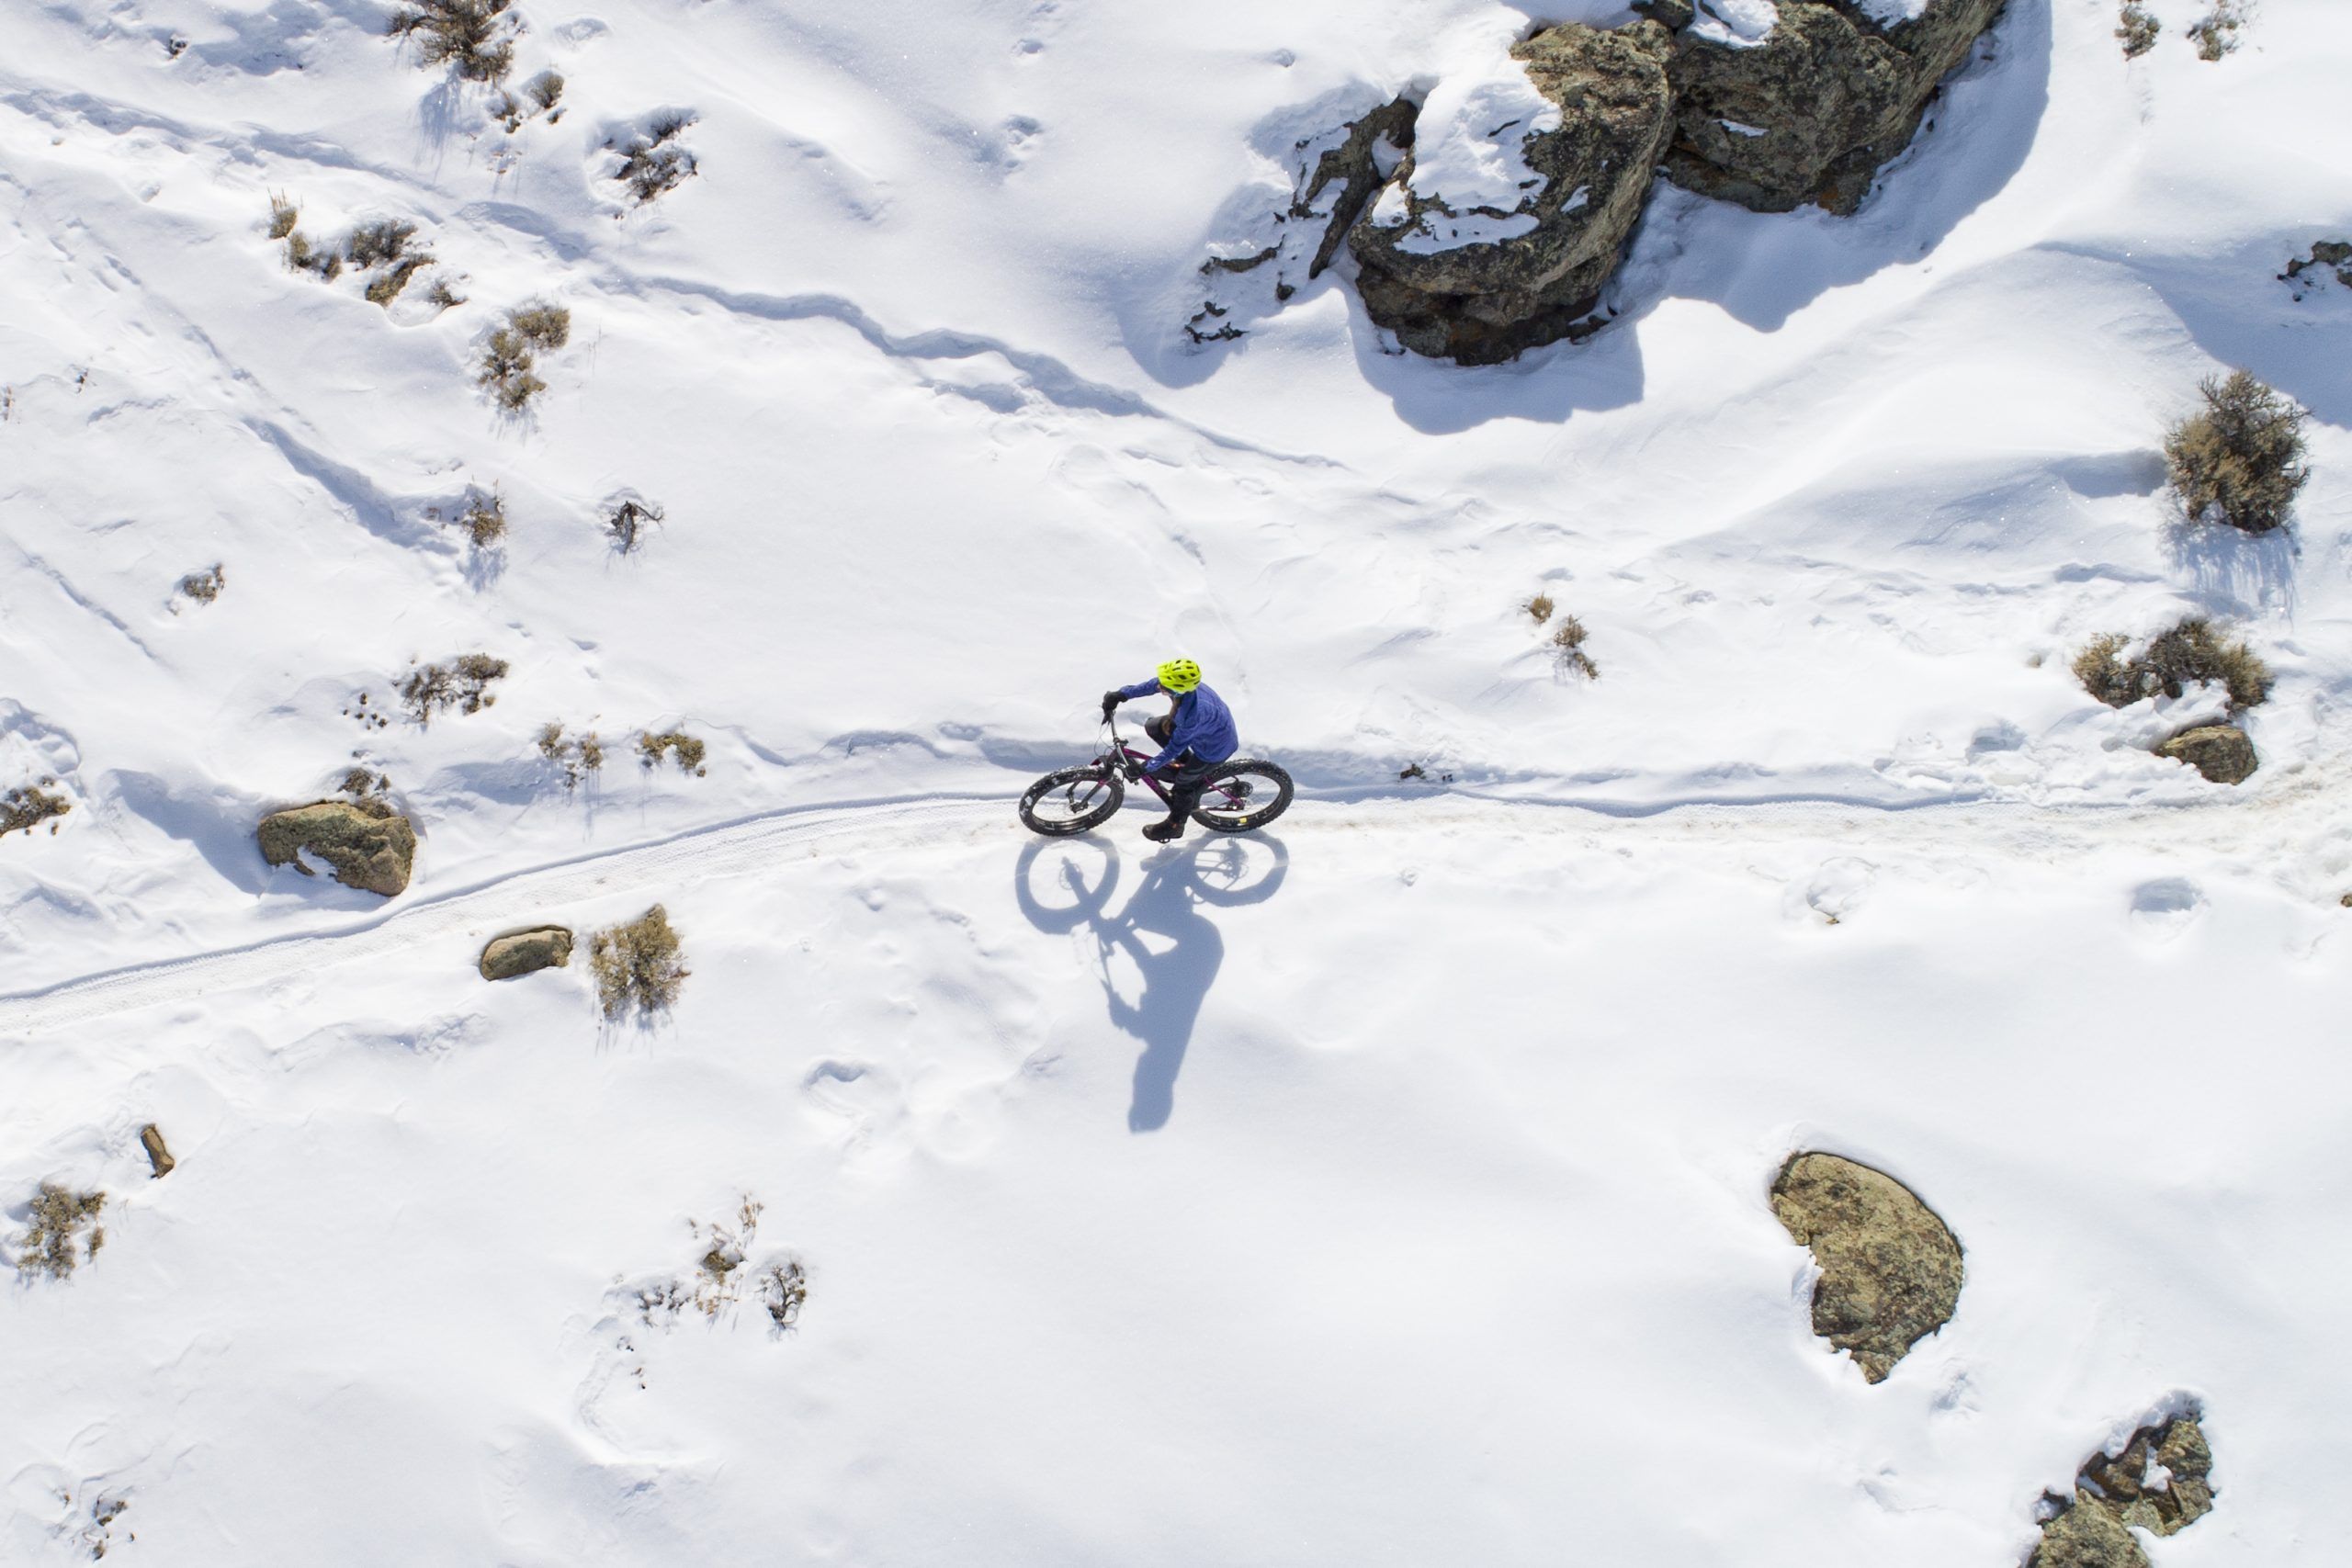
(1191, 759), (1294, 833)
(1018, 765), (1125, 837)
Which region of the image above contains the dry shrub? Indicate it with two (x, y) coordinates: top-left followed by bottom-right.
(455, 486), (506, 547)
(3, 782), (71, 837)
(365, 254), (433, 306)
(590, 904), (689, 1021)
(526, 70), (564, 113)
(478, 305), (570, 410)
(537, 721), (605, 790)
(510, 302), (570, 349)
(400, 653), (510, 723)
(15, 1183), (105, 1279)
(179, 564), (226, 604)
(425, 276), (467, 311)
(284, 229), (342, 280)
(1525, 592), (1555, 624)
(639, 728), (707, 775)
(345, 219), (416, 268)
(605, 495), (664, 553)
(1550, 615), (1598, 680)
(756, 1258), (808, 1330)
(2165, 371), (2310, 534)
(2073, 618), (2272, 711)
(2116, 2), (2158, 56)
(387, 0), (516, 83)
(2187, 0), (2243, 59)
(266, 194), (300, 241)
(614, 115), (698, 203)
(337, 766), (390, 798)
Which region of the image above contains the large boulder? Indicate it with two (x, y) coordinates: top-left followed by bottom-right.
(1657, 0), (2009, 214)
(255, 798), (416, 896)
(2157, 725), (2256, 784)
(2027, 1493), (2149, 1568)
(1347, 22), (1677, 364)
(1769, 1151), (1963, 1382)
(480, 925), (575, 981)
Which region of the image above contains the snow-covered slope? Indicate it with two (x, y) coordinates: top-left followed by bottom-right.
(4, 0), (2349, 1560)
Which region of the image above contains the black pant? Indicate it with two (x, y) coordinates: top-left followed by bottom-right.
(1144, 716), (1215, 819)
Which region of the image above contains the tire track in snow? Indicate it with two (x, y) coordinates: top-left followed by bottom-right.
(7, 769), (2348, 1034)
(0, 793), (1006, 1036)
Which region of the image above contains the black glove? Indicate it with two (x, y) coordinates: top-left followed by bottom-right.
(1101, 691), (1122, 719)
(1124, 760), (1145, 783)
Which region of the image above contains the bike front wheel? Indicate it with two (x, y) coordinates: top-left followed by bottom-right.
(1018, 764), (1125, 836)
(1190, 759), (1294, 834)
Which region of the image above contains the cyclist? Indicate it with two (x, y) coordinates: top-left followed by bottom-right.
(1101, 659), (1238, 842)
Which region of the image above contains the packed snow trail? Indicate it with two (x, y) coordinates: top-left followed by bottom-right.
(9, 767), (2348, 1034)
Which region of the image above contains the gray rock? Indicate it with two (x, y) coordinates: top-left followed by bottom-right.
(480, 925), (575, 981)
(2028, 1415), (2215, 1566)
(256, 798), (417, 896)
(1660, 0), (2009, 215)
(2157, 725), (2256, 784)
(1347, 22), (1676, 364)
(140, 1123), (175, 1179)
(2028, 1492), (2150, 1568)
(1770, 1151), (1963, 1382)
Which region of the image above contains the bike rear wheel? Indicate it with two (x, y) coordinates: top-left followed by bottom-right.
(1190, 759), (1294, 833)
(1019, 764), (1125, 836)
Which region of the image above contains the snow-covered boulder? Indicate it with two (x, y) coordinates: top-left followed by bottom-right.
(480, 925), (576, 981)
(1347, 22), (1676, 364)
(1770, 1151), (1963, 1382)
(254, 799), (417, 897)
(1653, 0), (2009, 214)
(2157, 725), (2256, 784)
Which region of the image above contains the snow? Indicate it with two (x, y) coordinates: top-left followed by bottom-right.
(6, 0), (2352, 1561)
(1692, 0), (1782, 50)
(1374, 14), (1562, 254)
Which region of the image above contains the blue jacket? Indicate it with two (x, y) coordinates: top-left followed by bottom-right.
(1117, 678), (1238, 773)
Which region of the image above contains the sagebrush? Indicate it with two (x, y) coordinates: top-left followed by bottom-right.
(386, 0), (516, 83)
(613, 114), (698, 203)
(2116, 2), (2158, 56)
(537, 721), (605, 790)
(15, 1183), (105, 1279)
(1550, 615), (1598, 680)
(639, 728), (707, 775)
(477, 304), (571, 411)
(3, 782), (72, 838)
(454, 486), (506, 547)
(2165, 371), (2309, 534)
(605, 495), (664, 553)
(400, 653), (509, 723)
(2187, 0), (2243, 59)
(2072, 618), (2272, 711)
(590, 904), (689, 1021)
(178, 564), (226, 604)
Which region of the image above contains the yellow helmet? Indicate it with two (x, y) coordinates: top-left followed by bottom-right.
(1156, 658), (1202, 694)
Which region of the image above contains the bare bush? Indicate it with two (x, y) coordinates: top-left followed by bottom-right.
(15, 1183), (105, 1279)
(2116, 2), (2158, 55)
(400, 653), (510, 723)
(477, 305), (570, 410)
(283, 228), (342, 281)
(2187, 0), (2243, 59)
(1550, 615), (1598, 680)
(178, 564), (226, 604)
(345, 219), (417, 268)
(2073, 618), (2272, 711)
(537, 721), (605, 790)
(605, 494), (664, 553)
(755, 1258), (808, 1331)
(266, 194), (300, 241)
(590, 904), (689, 1021)
(526, 69), (564, 113)
(2165, 371), (2310, 534)
(613, 114), (699, 203)
(1525, 592), (1555, 624)
(386, 0), (517, 83)
(425, 276), (467, 311)
(454, 486), (506, 547)
(365, 254), (434, 306)
(3, 782), (71, 838)
(638, 728), (707, 776)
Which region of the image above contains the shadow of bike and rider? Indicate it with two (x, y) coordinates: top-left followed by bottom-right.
(1014, 830), (1290, 1133)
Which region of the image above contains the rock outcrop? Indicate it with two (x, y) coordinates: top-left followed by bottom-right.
(1654, 0), (2009, 215)
(480, 925), (574, 981)
(2157, 725), (2256, 785)
(140, 1124), (175, 1179)
(1319, 0), (2007, 360)
(255, 798), (417, 896)
(2028, 1414), (2214, 1567)
(1348, 23), (1677, 363)
(1770, 1151), (1963, 1382)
